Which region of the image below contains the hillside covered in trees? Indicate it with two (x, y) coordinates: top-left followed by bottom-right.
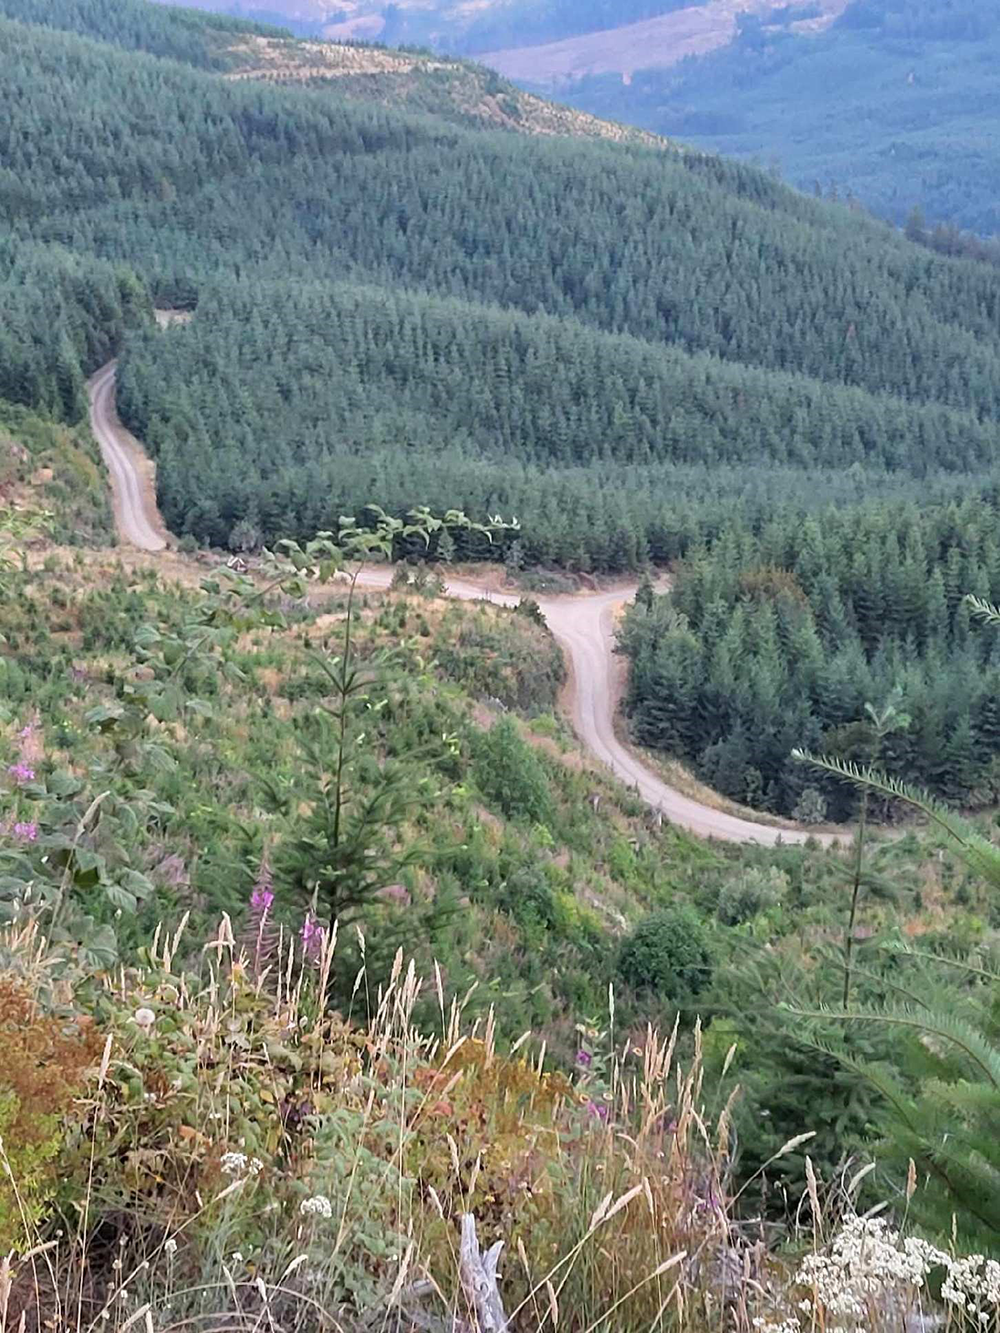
(5, 0), (1000, 818)
(10, 1), (1000, 1309)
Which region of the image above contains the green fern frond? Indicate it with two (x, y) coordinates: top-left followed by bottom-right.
(787, 1002), (1000, 1090)
(965, 594), (1000, 629)
(792, 750), (1000, 887)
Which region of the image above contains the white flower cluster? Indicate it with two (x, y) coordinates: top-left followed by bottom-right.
(940, 1255), (1000, 1313)
(219, 1152), (264, 1178)
(753, 1319), (802, 1333)
(756, 1213), (1000, 1333)
(794, 1215), (948, 1331)
(300, 1195), (333, 1219)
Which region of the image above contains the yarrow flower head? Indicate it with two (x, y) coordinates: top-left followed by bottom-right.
(791, 1214), (950, 1333)
(300, 1195), (333, 1219)
(941, 1255), (1000, 1312)
(13, 822), (37, 842)
(8, 763), (34, 785)
(219, 1152), (264, 1178)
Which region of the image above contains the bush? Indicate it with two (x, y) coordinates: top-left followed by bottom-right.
(472, 717), (554, 823)
(617, 904), (713, 1001)
(716, 866), (787, 925)
(0, 975), (100, 1250)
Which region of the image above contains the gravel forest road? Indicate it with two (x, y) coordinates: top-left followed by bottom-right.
(90, 359), (835, 846)
(88, 361), (168, 553)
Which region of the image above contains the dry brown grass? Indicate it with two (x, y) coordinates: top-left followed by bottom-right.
(222, 34), (669, 149)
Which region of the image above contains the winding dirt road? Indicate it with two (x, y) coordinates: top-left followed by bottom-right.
(89, 360), (834, 847)
(88, 362), (168, 553)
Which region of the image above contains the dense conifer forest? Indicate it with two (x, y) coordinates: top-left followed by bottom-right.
(622, 494), (1000, 817)
(5, 0), (1000, 816)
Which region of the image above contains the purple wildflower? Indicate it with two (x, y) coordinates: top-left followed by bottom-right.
(17, 724), (34, 741)
(576, 1049), (592, 1068)
(251, 884), (275, 912)
(8, 763), (34, 785)
(13, 822), (38, 842)
(586, 1101), (609, 1122)
(249, 857), (274, 913)
(300, 912), (325, 963)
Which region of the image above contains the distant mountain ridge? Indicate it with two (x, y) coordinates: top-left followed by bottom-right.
(553, 0), (1000, 234)
(149, 0), (1000, 235)
(477, 0), (849, 83)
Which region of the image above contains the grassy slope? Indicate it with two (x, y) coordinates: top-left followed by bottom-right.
(0, 401), (112, 546)
(4, 484), (986, 1047)
(3, 532), (709, 1047)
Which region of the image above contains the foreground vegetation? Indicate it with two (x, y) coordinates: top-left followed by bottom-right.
(2, 483), (1000, 1231)
(6, 1), (1000, 1309)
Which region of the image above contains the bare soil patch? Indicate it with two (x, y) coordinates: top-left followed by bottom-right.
(481, 0), (849, 83)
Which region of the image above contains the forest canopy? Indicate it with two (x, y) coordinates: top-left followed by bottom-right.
(5, 0), (1000, 817)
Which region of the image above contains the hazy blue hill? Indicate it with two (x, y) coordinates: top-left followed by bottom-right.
(554, 0), (1000, 234)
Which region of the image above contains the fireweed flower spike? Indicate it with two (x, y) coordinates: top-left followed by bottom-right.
(250, 883), (274, 912)
(13, 822), (37, 842)
(300, 912), (325, 962)
(7, 763), (34, 785)
(249, 857), (274, 913)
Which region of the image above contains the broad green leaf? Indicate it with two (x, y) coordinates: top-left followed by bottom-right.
(80, 924), (119, 971)
(104, 883), (138, 913)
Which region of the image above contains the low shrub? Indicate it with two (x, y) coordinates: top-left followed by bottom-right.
(616, 904), (713, 1002)
(472, 716), (554, 824)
